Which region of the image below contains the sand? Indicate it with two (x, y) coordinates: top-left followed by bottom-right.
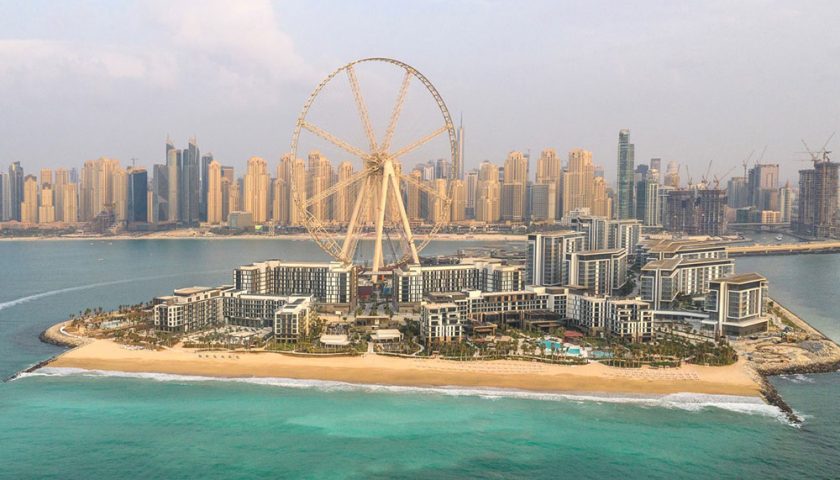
(50, 339), (762, 397)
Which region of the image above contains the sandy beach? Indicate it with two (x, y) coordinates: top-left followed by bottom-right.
(50, 339), (762, 397)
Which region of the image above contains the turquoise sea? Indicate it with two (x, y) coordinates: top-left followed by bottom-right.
(1, 239), (838, 479)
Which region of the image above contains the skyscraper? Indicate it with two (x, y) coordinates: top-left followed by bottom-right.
(561, 148), (595, 218)
(244, 157), (270, 223)
(650, 158), (662, 176)
(501, 151), (527, 221)
(38, 169), (55, 224)
(54, 168), (69, 222)
(62, 183), (78, 223)
(21, 175), (38, 223)
(0, 172), (7, 221)
(665, 162), (680, 188)
(200, 152), (214, 222)
(616, 129), (635, 219)
(748, 164), (780, 210)
(206, 161), (222, 225)
(127, 168), (148, 224)
(179, 138), (200, 225)
(8, 162), (24, 221)
(635, 171), (660, 226)
(536, 148), (562, 219)
(778, 181), (793, 224)
(112, 167), (128, 222)
(166, 139), (179, 223)
(476, 161), (500, 223)
(450, 179), (466, 222)
(795, 160), (839, 237)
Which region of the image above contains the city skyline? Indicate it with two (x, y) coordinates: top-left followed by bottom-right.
(2, 1), (840, 183)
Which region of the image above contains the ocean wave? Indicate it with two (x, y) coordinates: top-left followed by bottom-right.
(0, 270), (228, 312)
(778, 374), (816, 384)
(27, 367), (786, 421)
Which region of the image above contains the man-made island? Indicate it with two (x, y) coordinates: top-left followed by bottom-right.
(22, 236), (840, 424)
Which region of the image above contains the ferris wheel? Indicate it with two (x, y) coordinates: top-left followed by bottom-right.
(290, 58), (457, 273)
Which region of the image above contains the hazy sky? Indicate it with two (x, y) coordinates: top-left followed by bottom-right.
(2, 0), (839, 184)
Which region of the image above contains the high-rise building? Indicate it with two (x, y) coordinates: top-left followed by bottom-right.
(179, 138), (200, 225)
(726, 176), (750, 209)
(536, 148), (562, 218)
(200, 153), (214, 222)
(206, 161), (222, 224)
(290, 158), (306, 226)
(795, 160), (839, 237)
(166, 139), (179, 223)
(112, 167), (128, 222)
(80, 157), (120, 221)
(663, 188), (727, 236)
(501, 151), (528, 221)
(38, 182), (55, 224)
(464, 168), (479, 219)
(527, 231), (586, 286)
(333, 161), (354, 223)
(779, 181), (793, 223)
(616, 129), (635, 219)
(53, 168), (69, 222)
(0, 172), (7, 221)
(748, 164), (779, 210)
(151, 164), (169, 223)
(663, 161), (680, 188)
(62, 183), (78, 223)
(127, 168), (148, 224)
(244, 157), (270, 223)
(306, 151), (332, 222)
(650, 158), (662, 176)
(21, 175), (38, 223)
(475, 161), (500, 223)
(592, 177), (611, 218)
(8, 162), (24, 221)
(561, 148), (595, 218)
(635, 171), (660, 226)
(450, 179), (466, 222)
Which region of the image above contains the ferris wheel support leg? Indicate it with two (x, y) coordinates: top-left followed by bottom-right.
(372, 171), (391, 277)
(388, 163), (420, 264)
(341, 175), (370, 262)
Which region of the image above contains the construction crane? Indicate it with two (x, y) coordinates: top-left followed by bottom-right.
(712, 165), (737, 189)
(741, 150), (755, 178)
(801, 132), (835, 164)
(683, 164), (693, 188)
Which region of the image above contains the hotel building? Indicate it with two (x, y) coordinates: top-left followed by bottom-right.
(393, 258), (524, 304)
(153, 286), (227, 332)
(526, 231), (586, 286)
(233, 260), (356, 305)
(704, 273), (769, 337)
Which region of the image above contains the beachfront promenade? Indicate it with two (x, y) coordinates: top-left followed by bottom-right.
(727, 240), (840, 257)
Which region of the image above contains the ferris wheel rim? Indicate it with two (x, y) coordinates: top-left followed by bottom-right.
(288, 57), (458, 270)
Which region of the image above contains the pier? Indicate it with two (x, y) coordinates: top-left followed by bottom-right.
(727, 240), (840, 257)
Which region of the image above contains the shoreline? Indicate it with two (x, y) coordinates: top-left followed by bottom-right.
(0, 233), (528, 242)
(41, 337), (762, 398)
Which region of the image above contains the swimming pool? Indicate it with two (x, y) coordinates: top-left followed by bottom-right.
(541, 341), (581, 356)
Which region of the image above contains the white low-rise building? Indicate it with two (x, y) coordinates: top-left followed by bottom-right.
(274, 296), (313, 343)
(233, 260), (356, 305)
(420, 302), (463, 343)
(704, 273), (769, 337)
(393, 258), (524, 304)
(153, 286), (227, 332)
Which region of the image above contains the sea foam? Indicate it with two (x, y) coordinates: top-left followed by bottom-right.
(25, 367), (787, 422)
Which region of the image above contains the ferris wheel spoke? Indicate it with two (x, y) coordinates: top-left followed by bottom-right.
(399, 172), (451, 206)
(303, 165), (373, 209)
(381, 69), (412, 152)
(300, 121), (369, 159)
(345, 65), (378, 153)
(389, 125), (448, 159)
